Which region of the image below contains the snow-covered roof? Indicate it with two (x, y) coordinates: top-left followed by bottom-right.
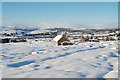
(53, 35), (63, 42)
(0, 36), (18, 39)
(115, 31), (119, 33)
(83, 34), (92, 36)
(94, 34), (109, 36)
(94, 33), (116, 36)
(109, 33), (116, 35)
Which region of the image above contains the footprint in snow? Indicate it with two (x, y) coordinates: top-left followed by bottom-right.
(44, 66), (51, 69)
(96, 63), (101, 65)
(109, 52), (118, 57)
(34, 65), (40, 67)
(108, 63), (113, 67)
(91, 63), (101, 68)
(95, 55), (108, 61)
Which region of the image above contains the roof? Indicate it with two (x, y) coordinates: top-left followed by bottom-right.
(53, 35), (63, 42)
(0, 36), (18, 39)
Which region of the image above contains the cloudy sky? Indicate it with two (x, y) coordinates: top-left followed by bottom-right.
(2, 2), (118, 29)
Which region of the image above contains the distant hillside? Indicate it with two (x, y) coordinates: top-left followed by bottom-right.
(46, 28), (72, 31)
(0, 26), (38, 31)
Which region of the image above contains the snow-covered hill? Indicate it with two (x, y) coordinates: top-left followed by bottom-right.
(0, 40), (119, 78)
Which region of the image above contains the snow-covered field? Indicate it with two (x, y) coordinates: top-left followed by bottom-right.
(0, 40), (119, 78)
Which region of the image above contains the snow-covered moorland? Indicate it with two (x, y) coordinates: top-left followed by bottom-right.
(0, 40), (119, 78)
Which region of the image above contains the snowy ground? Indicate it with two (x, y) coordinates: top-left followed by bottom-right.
(0, 40), (119, 78)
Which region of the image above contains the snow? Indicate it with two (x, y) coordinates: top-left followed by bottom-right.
(53, 35), (63, 42)
(0, 40), (119, 78)
(104, 71), (118, 78)
(0, 36), (18, 39)
(28, 30), (49, 34)
(0, 30), (16, 34)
